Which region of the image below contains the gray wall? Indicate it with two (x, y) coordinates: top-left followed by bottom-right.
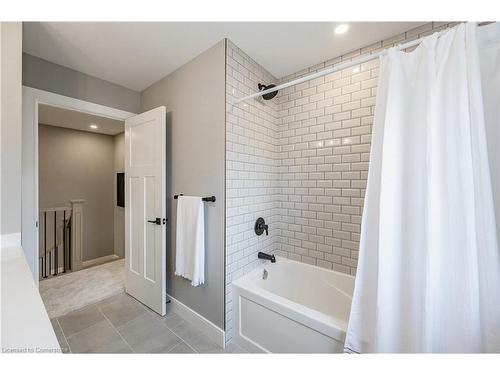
(38, 124), (117, 261)
(1, 22), (22, 237)
(23, 53), (141, 113)
(140, 40), (226, 329)
(113, 132), (125, 258)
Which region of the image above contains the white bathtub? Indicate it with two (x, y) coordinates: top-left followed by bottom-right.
(231, 257), (355, 353)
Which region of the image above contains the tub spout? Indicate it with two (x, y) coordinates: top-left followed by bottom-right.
(258, 252), (276, 263)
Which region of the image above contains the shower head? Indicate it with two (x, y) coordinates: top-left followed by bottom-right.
(258, 83), (278, 100)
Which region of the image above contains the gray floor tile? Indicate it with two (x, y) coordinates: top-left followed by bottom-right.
(67, 320), (132, 353)
(169, 320), (224, 353)
(159, 312), (185, 329)
(118, 313), (182, 353)
(223, 342), (247, 353)
(168, 342), (196, 353)
(187, 333), (223, 353)
(57, 305), (105, 338)
(169, 320), (203, 343)
(54, 292), (237, 354)
(98, 293), (147, 328)
(50, 318), (70, 353)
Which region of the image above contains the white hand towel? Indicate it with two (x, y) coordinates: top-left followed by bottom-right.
(175, 196), (205, 286)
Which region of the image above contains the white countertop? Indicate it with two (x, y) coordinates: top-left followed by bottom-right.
(1, 246), (61, 353)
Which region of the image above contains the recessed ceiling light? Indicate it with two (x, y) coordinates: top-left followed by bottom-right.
(90, 124), (98, 129)
(335, 24), (349, 35)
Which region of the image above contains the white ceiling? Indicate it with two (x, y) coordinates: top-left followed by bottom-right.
(39, 104), (124, 135)
(23, 22), (425, 92)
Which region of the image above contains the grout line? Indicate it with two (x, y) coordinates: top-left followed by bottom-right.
(62, 312), (107, 340)
(163, 323), (199, 353)
(97, 305), (135, 353)
(167, 340), (196, 354)
(113, 310), (150, 330)
(99, 293), (196, 353)
(167, 341), (184, 353)
(55, 318), (71, 353)
(117, 301), (199, 353)
(122, 302), (198, 353)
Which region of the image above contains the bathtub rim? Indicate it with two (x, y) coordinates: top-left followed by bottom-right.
(232, 256), (355, 343)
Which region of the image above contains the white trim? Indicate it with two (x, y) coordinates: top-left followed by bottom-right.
(82, 254), (120, 268)
(167, 294), (225, 348)
(22, 86), (135, 284)
(0, 232), (22, 248)
(69, 199), (86, 204)
(24, 87), (134, 120)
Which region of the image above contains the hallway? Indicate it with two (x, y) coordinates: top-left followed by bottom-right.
(40, 258), (125, 318)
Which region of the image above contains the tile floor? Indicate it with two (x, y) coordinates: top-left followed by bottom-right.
(41, 258), (125, 318)
(50, 292), (246, 354)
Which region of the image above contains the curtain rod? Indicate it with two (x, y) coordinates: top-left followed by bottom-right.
(232, 23), (486, 105)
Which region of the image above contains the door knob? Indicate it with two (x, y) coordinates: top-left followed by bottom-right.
(147, 218), (163, 225)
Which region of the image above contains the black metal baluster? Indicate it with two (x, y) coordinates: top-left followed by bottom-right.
(68, 216), (72, 271)
(63, 210), (66, 273)
(54, 211), (58, 276)
(44, 212), (47, 278)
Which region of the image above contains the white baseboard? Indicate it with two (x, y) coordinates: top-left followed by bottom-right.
(82, 254), (120, 268)
(167, 294), (225, 348)
(0, 232), (21, 248)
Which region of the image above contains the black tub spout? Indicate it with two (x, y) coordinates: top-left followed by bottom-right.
(258, 252), (276, 263)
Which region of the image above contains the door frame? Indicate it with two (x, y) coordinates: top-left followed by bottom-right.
(22, 86), (135, 284)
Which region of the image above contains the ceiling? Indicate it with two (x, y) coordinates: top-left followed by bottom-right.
(23, 22), (425, 92)
(38, 104), (124, 135)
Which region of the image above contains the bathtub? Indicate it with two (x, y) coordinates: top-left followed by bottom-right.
(231, 257), (355, 353)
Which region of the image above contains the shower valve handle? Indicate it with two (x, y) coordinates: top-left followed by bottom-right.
(255, 217), (269, 236)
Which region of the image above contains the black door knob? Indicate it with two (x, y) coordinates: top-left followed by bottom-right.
(147, 217), (162, 225)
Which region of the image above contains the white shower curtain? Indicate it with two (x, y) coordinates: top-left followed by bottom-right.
(479, 22), (500, 252)
(345, 22), (500, 353)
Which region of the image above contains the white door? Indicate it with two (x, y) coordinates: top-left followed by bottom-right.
(125, 106), (167, 315)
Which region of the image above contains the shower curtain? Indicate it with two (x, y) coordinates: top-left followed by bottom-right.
(345, 22), (500, 353)
(480, 22), (500, 253)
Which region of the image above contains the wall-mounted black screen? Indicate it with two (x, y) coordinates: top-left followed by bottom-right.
(117, 173), (125, 207)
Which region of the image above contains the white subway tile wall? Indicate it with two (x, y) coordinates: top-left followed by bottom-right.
(225, 40), (282, 341)
(225, 22), (458, 342)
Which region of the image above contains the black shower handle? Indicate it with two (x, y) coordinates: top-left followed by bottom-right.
(255, 217), (269, 236)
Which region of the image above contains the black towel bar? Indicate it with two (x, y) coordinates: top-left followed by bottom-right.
(174, 194), (216, 202)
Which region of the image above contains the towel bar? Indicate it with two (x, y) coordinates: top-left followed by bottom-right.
(174, 194), (216, 202)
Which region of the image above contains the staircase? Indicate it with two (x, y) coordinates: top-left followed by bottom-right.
(39, 199), (84, 280)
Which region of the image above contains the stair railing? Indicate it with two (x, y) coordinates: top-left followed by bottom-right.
(39, 199), (85, 280)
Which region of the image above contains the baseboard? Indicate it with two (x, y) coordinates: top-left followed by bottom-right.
(82, 254), (120, 268)
(0, 232), (21, 248)
(167, 294), (225, 348)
